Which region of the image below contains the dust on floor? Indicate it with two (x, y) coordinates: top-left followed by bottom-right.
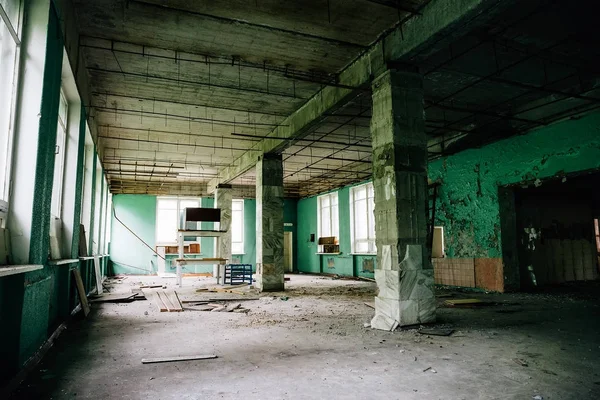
(12, 274), (600, 400)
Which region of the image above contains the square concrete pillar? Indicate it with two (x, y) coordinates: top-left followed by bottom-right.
(255, 154), (285, 292)
(369, 70), (436, 330)
(215, 185), (232, 279)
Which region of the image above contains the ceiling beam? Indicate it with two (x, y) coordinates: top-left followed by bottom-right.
(206, 0), (503, 193)
(130, 0), (367, 49)
(87, 67), (305, 100)
(90, 92), (288, 118)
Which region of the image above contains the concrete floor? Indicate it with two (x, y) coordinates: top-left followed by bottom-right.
(12, 274), (600, 399)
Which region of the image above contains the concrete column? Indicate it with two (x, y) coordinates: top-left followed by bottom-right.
(369, 69), (436, 330)
(255, 154), (284, 292)
(215, 185), (232, 282)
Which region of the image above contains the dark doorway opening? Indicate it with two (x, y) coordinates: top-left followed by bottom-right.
(513, 172), (600, 290)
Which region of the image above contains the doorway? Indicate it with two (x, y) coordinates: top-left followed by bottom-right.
(283, 232), (293, 272)
(513, 172), (600, 289)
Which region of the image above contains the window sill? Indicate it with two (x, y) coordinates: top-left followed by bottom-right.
(316, 252), (342, 255)
(349, 253), (377, 256)
(0, 265), (44, 277)
(48, 258), (79, 265)
(79, 255), (109, 260)
(232, 253), (245, 256)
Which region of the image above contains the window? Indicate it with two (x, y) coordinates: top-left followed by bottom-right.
(0, 0), (24, 201)
(231, 199), (244, 254)
(156, 197), (200, 243)
(318, 192), (338, 239)
(350, 182), (376, 254)
(50, 91), (68, 218)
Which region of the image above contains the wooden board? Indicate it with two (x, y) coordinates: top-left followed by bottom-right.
(89, 293), (137, 303)
(166, 291), (182, 311)
(181, 297), (259, 303)
(141, 354), (217, 364)
(149, 290), (183, 312)
(93, 255), (103, 295)
(160, 291), (176, 311)
(151, 292), (168, 312)
(444, 299), (482, 305)
(72, 269), (90, 317)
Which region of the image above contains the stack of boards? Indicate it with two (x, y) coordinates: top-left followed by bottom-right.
(145, 290), (183, 312)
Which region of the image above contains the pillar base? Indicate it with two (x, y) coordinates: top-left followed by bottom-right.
(370, 245), (436, 330)
(255, 271), (284, 292)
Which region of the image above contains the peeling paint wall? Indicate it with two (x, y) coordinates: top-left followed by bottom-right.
(428, 112), (600, 260)
(429, 112), (600, 289)
(297, 112), (600, 288)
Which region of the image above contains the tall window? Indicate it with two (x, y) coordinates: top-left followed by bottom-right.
(156, 197), (200, 243)
(318, 192), (338, 239)
(0, 0), (24, 201)
(231, 199), (244, 254)
(350, 182), (376, 254)
(51, 91), (68, 218)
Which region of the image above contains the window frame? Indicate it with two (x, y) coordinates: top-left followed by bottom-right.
(0, 0), (24, 202)
(350, 182), (376, 254)
(155, 196), (201, 245)
(50, 89), (68, 219)
(231, 199), (244, 254)
(317, 192), (339, 240)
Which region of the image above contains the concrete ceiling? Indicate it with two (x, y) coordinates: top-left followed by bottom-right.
(71, 0), (600, 197)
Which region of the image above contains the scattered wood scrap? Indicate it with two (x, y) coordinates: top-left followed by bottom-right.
(204, 284), (250, 295)
(149, 290), (183, 312)
(364, 302), (375, 309)
(418, 328), (454, 336)
(89, 293), (137, 303)
(141, 355), (217, 364)
(139, 284), (164, 289)
(181, 297), (259, 303)
(72, 269), (90, 317)
(444, 298), (485, 307)
(182, 301), (250, 313)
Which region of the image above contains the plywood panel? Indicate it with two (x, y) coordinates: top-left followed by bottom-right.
(474, 258), (504, 292)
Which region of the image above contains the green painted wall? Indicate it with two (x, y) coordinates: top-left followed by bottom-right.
(0, 3), (109, 384)
(428, 112), (600, 259)
(110, 197), (298, 274)
(296, 112), (600, 280)
(233, 199), (297, 271)
(14, 1), (64, 376)
(297, 196), (319, 273)
(110, 195), (157, 274)
(296, 184), (377, 278)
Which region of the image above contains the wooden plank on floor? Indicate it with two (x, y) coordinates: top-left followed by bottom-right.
(89, 293), (137, 303)
(166, 291), (183, 312)
(141, 355), (217, 364)
(444, 299), (483, 306)
(158, 291), (175, 311)
(72, 269), (90, 317)
(150, 291), (168, 312)
(180, 297), (259, 303)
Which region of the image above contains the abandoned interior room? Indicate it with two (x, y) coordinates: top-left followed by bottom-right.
(1, 0), (600, 398)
